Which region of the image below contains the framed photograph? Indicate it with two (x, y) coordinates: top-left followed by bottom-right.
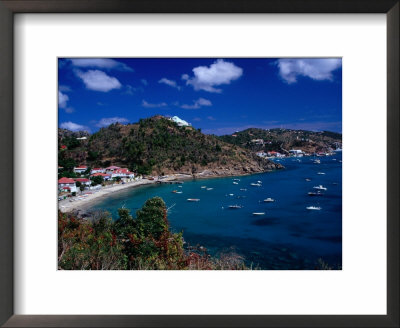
(0, 0), (398, 327)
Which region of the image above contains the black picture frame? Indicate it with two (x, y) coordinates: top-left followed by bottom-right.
(0, 1), (398, 327)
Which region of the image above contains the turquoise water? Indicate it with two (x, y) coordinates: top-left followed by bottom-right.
(90, 153), (342, 269)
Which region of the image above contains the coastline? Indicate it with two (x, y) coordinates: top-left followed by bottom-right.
(58, 168), (282, 214)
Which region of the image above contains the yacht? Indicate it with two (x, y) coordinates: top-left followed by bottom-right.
(228, 205), (243, 209)
(187, 198), (200, 202)
(307, 206), (321, 210)
(313, 185), (327, 191)
(263, 198), (275, 202)
(252, 212), (265, 216)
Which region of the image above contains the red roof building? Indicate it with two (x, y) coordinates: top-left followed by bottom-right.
(58, 177), (75, 184)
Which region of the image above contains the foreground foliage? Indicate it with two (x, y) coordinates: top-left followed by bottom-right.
(58, 197), (247, 270)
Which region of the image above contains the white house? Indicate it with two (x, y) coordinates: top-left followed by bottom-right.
(74, 178), (91, 186)
(256, 151), (268, 158)
(289, 149), (304, 157)
(58, 177), (77, 193)
(90, 172), (111, 181)
(111, 168), (135, 180)
(90, 167), (105, 174)
(105, 166), (120, 173)
(73, 165), (87, 174)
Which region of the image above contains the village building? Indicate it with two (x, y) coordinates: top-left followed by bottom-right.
(90, 167), (105, 174)
(105, 166), (120, 173)
(250, 139), (264, 145)
(73, 165), (88, 174)
(74, 178), (91, 186)
(58, 177), (77, 193)
(111, 168), (135, 180)
(256, 151), (268, 158)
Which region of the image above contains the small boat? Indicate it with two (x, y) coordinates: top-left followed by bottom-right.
(264, 198), (275, 202)
(307, 206), (321, 210)
(313, 185), (327, 191)
(176, 191), (183, 194)
(252, 212), (265, 216)
(228, 205), (243, 209)
(250, 183), (262, 187)
(233, 178), (240, 181)
(187, 198), (200, 202)
(233, 182), (239, 185)
(178, 186), (182, 188)
(308, 191), (323, 196)
(240, 188), (247, 191)
(206, 188), (213, 190)
(201, 186), (207, 189)
(229, 193), (234, 196)
(171, 190), (178, 193)
(314, 159), (321, 164)
(257, 180), (262, 183)
(305, 178), (311, 182)
(317, 172), (326, 175)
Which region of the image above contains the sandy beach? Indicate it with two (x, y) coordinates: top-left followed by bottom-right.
(58, 174), (192, 213)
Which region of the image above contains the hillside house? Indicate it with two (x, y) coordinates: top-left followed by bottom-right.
(58, 177), (77, 193)
(74, 178), (91, 186)
(90, 172), (111, 181)
(90, 168), (105, 174)
(73, 165), (87, 174)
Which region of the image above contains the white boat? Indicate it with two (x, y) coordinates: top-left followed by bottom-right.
(229, 193), (234, 196)
(264, 198), (275, 202)
(313, 185), (327, 191)
(233, 178), (240, 181)
(305, 178), (311, 182)
(314, 159), (321, 164)
(307, 206), (321, 210)
(228, 205), (243, 209)
(206, 188), (213, 190)
(252, 212), (265, 216)
(233, 182), (239, 185)
(201, 186), (206, 189)
(250, 183), (262, 187)
(187, 198), (200, 202)
(317, 172), (326, 175)
(257, 180), (262, 183)
(176, 191), (183, 194)
(308, 191), (323, 196)
(240, 188), (247, 191)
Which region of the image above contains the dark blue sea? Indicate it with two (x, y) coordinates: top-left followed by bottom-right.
(90, 153), (342, 270)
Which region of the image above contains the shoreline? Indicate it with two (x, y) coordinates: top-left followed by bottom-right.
(58, 169), (281, 214)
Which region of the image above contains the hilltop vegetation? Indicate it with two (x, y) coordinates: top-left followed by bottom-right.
(58, 116), (283, 177)
(219, 128), (342, 154)
(58, 197), (247, 270)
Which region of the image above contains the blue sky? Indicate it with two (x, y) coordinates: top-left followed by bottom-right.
(58, 58), (342, 135)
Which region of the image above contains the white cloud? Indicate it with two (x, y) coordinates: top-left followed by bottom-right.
(58, 91), (69, 108)
(95, 117), (129, 127)
(64, 107), (75, 114)
(184, 59), (243, 93)
(158, 78), (180, 90)
(70, 58), (133, 71)
(59, 85), (71, 92)
(60, 121), (88, 132)
(75, 70), (122, 92)
(142, 100), (167, 108)
(277, 59), (342, 84)
(180, 98), (212, 109)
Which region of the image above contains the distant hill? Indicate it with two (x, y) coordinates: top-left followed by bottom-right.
(58, 116), (283, 177)
(218, 128), (342, 155)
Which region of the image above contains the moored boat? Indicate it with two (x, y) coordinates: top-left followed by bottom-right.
(307, 206), (321, 210)
(313, 185), (327, 191)
(187, 198), (200, 202)
(264, 198), (275, 202)
(252, 212), (265, 216)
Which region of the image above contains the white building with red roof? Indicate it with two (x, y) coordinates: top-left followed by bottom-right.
(111, 168), (134, 180)
(90, 167), (105, 174)
(74, 178), (91, 186)
(105, 166), (120, 173)
(73, 165), (88, 174)
(58, 177), (77, 193)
